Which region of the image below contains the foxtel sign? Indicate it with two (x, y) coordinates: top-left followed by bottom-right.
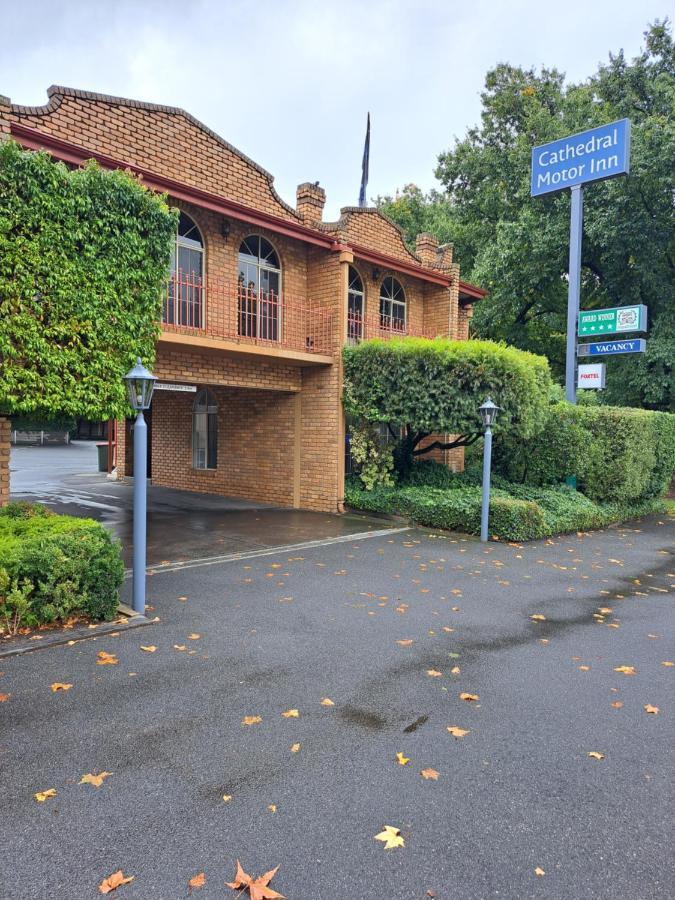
(531, 119), (631, 197)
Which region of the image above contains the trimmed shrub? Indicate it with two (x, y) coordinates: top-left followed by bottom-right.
(405, 460), (463, 489)
(0, 503), (123, 632)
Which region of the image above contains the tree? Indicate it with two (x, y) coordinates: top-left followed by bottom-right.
(342, 337), (551, 477)
(379, 21), (674, 410)
(0, 142), (178, 420)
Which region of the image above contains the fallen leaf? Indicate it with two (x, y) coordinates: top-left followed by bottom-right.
(459, 692), (479, 702)
(188, 872), (206, 891)
(140, 645), (156, 653)
(225, 860), (284, 899)
(96, 651), (118, 665)
(421, 768), (439, 780)
(588, 751), (604, 760)
(450, 666), (461, 674)
(79, 772), (113, 788)
(611, 701), (623, 709)
(529, 614), (546, 622)
(0, 693), (10, 702)
(267, 804), (277, 813)
(644, 704), (659, 715)
(396, 639), (414, 646)
(539, 638), (549, 644)
(662, 661), (673, 667)
(534, 867), (545, 877)
(188, 633), (200, 640)
(291, 743), (301, 753)
(222, 794), (233, 802)
(98, 870), (134, 894)
(447, 726), (470, 738)
(578, 665), (590, 671)
(375, 825), (405, 850)
(34, 788), (56, 802)
(426, 669), (442, 678)
(614, 666), (636, 675)
(174, 644), (187, 651)
(442, 626), (454, 633)
(242, 715), (262, 726)
(320, 697), (334, 706)
(50, 683), (73, 692)
(281, 709), (299, 718)
(396, 752), (410, 766)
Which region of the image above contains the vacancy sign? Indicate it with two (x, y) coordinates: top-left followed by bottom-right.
(578, 304), (647, 337)
(531, 119), (631, 197)
(578, 364), (606, 390)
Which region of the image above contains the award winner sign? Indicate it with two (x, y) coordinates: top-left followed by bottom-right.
(531, 119), (631, 197)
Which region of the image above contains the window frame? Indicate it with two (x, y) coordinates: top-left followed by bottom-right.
(237, 234), (283, 342)
(379, 276), (406, 333)
(347, 265), (365, 343)
(165, 211), (206, 329)
(192, 388), (218, 471)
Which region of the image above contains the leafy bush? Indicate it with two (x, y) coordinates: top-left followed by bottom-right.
(343, 337), (552, 476)
(349, 422), (395, 490)
(406, 460), (463, 489)
(0, 504), (123, 633)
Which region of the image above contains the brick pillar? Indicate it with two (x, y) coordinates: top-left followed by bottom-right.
(0, 417), (11, 507)
(296, 182), (326, 224)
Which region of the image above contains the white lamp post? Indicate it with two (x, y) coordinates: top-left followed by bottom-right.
(479, 397), (501, 543)
(123, 358), (157, 614)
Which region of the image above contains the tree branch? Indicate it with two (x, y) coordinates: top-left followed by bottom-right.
(412, 432), (481, 455)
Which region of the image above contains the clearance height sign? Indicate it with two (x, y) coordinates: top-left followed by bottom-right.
(531, 119), (631, 197)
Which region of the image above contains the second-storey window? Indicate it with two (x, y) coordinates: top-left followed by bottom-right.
(347, 266), (364, 343)
(192, 388), (217, 470)
(238, 235), (281, 341)
(165, 212), (205, 328)
(379, 276), (406, 333)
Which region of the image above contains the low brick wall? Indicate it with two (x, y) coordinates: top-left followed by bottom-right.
(0, 417), (10, 507)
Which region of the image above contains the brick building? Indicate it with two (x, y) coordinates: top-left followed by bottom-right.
(0, 86), (485, 512)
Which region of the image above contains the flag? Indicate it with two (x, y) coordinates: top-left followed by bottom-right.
(358, 112), (370, 207)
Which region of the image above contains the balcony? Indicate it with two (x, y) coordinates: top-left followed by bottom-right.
(160, 273), (335, 364)
(347, 310), (435, 344)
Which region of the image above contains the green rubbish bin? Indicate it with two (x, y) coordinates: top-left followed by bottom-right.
(96, 442), (109, 472)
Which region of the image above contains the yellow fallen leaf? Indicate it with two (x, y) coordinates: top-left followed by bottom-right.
(188, 872), (205, 890)
(291, 743), (301, 753)
(79, 772), (113, 788)
(611, 701), (623, 709)
(534, 867), (545, 876)
(662, 661), (673, 667)
(539, 638), (549, 644)
(421, 768), (439, 780)
(50, 683), (73, 692)
(267, 804), (277, 813)
(178, 596), (188, 601)
(442, 626), (454, 633)
(34, 788), (57, 802)
(0, 693), (10, 702)
(426, 669), (442, 678)
(242, 715), (262, 726)
(644, 704), (659, 714)
(396, 752), (410, 765)
(375, 825), (405, 849)
(222, 794), (232, 802)
(598, 607), (612, 614)
(459, 692), (479, 702)
(320, 697), (335, 706)
(588, 751), (604, 760)
(447, 726), (470, 738)
(450, 666), (461, 675)
(173, 644), (187, 651)
(140, 645), (156, 653)
(578, 665), (590, 671)
(96, 651), (118, 665)
(530, 614), (546, 622)
(614, 666), (636, 675)
(281, 708), (299, 718)
(98, 870), (134, 894)
(188, 633), (200, 640)
(396, 639), (414, 646)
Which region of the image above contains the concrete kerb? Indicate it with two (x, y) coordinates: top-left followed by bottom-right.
(0, 613), (156, 659)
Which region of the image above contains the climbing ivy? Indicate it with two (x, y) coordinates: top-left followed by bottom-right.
(0, 141), (178, 419)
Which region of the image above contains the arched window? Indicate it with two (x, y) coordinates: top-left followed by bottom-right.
(165, 212), (205, 328)
(347, 266), (364, 343)
(237, 235), (281, 341)
(192, 388), (217, 470)
(379, 276), (406, 333)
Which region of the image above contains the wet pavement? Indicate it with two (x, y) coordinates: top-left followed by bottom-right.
(9, 442), (392, 566)
(0, 513), (672, 898)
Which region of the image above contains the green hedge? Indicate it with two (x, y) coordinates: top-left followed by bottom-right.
(0, 503), (123, 633)
(345, 476), (665, 542)
(494, 403), (675, 502)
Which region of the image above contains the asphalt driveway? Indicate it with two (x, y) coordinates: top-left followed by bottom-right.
(0, 514), (672, 898)
(9, 442), (392, 566)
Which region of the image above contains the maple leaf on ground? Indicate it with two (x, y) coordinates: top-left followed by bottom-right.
(588, 751), (605, 760)
(0, 693), (10, 702)
(396, 752), (410, 765)
(396, 639), (414, 646)
(140, 645), (156, 653)
(242, 715), (262, 726)
(447, 726), (470, 738)
(375, 825), (405, 850)
(614, 665), (636, 675)
(426, 669), (442, 677)
(421, 768), (439, 780)
(611, 701), (624, 709)
(644, 704), (659, 714)
(79, 772), (113, 788)
(534, 867), (546, 876)
(50, 683), (73, 692)
(98, 871), (134, 894)
(450, 666), (461, 674)
(188, 872), (206, 891)
(662, 661), (674, 667)
(291, 743), (301, 753)
(188, 633), (201, 640)
(529, 614), (546, 622)
(459, 692), (479, 702)
(225, 860), (285, 899)
(96, 651), (118, 666)
(320, 698), (334, 706)
(34, 788), (57, 802)
(281, 709), (299, 718)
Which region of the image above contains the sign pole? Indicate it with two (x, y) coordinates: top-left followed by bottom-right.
(566, 184), (583, 404)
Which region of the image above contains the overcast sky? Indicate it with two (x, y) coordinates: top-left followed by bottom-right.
(1, 1), (668, 218)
